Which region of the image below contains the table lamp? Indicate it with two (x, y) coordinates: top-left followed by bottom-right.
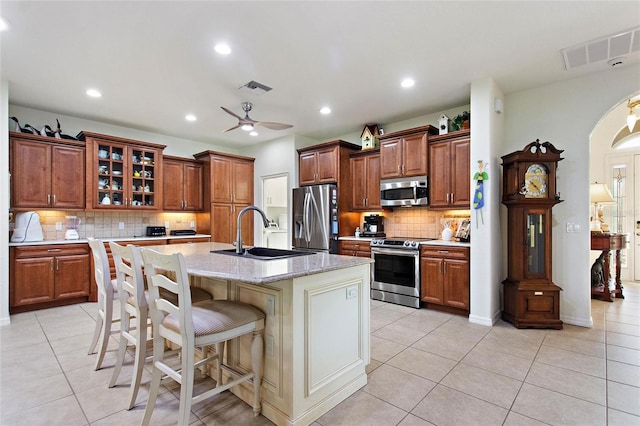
(590, 182), (615, 232)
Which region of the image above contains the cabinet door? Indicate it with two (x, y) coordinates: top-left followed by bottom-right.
(11, 139), (51, 208)
(12, 257), (55, 306)
(350, 156), (367, 210)
(236, 202), (254, 246)
(211, 156), (233, 203)
(380, 139), (403, 179)
(450, 138), (471, 208)
(55, 254), (90, 299)
(298, 152), (318, 186)
(428, 142), (451, 208)
(183, 161), (204, 211)
(443, 259), (469, 310)
(162, 159), (184, 210)
(130, 146), (161, 210)
(365, 154), (381, 209)
(420, 257), (444, 304)
(402, 133), (428, 177)
(212, 203), (234, 243)
(92, 139), (129, 209)
(232, 160), (254, 205)
(51, 145), (85, 209)
(316, 146), (338, 183)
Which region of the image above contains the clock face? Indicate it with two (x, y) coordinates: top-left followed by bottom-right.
(523, 164), (548, 198)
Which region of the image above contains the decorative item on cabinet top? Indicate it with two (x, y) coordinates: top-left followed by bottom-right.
(11, 117), (78, 140)
(450, 111), (470, 131)
(360, 124), (380, 150)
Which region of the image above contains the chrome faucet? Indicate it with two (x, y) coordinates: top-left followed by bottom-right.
(236, 206), (270, 254)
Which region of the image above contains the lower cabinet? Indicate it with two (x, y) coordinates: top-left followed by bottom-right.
(338, 240), (372, 257)
(10, 244), (90, 313)
(420, 245), (469, 315)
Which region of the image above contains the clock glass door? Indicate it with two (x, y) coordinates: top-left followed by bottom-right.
(527, 213), (545, 274)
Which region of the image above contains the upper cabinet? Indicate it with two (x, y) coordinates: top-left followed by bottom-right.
(297, 140), (360, 186)
(10, 132), (85, 210)
(79, 132), (166, 210)
(163, 156), (204, 211)
(378, 125), (438, 179)
(429, 129), (471, 209)
(350, 150), (381, 211)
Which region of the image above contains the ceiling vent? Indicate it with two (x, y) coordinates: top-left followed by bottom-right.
(561, 27), (640, 70)
(238, 80), (272, 96)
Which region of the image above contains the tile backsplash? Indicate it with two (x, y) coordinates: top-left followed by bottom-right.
(360, 208), (471, 239)
(10, 211), (197, 241)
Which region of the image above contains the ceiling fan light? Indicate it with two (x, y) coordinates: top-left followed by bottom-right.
(241, 123), (254, 131)
(249, 131), (258, 136)
(627, 112), (637, 132)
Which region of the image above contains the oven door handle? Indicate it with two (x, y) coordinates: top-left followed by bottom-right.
(371, 247), (419, 257)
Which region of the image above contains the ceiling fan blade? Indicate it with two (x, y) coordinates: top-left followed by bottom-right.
(222, 124), (241, 132)
(256, 121), (294, 130)
(221, 106), (242, 120)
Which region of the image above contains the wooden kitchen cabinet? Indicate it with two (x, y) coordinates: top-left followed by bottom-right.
(350, 150), (381, 210)
(420, 245), (470, 315)
(429, 130), (471, 208)
(79, 132), (166, 211)
(338, 240), (372, 257)
(378, 125), (438, 179)
(10, 132), (85, 210)
(163, 156), (204, 211)
(194, 151), (255, 245)
(10, 244), (91, 313)
(297, 140), (360, 186)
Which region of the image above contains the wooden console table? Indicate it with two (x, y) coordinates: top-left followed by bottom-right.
(590, 233), (626, 302)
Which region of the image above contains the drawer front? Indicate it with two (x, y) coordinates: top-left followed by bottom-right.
(420, 246), (469, 259)
(15, 244), (89, 258)
(340, 241), (371, 253)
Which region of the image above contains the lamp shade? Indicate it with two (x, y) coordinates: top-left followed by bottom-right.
(590, 182), (615, 205)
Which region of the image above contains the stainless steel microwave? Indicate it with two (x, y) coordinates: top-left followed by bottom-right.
(380, 176), (429, 207)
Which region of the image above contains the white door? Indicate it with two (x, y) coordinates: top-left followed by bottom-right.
(635, 154), (640, 281)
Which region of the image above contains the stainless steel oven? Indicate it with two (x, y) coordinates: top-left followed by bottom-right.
(370, 238), (433, 308)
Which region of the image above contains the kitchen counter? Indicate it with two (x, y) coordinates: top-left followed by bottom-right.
(338, 236), (470, 247)
(8, 234), (211, 247)
(143, 241), (371, 426)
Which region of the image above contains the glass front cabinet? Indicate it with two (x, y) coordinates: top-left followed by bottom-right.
(79, 132), (165, 210)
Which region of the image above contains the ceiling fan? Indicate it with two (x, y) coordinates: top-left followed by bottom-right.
(221, 102), (293, 132)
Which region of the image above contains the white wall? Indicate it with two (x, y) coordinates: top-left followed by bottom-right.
(502, 63), (640, 327)
(1, 82), (10, 325)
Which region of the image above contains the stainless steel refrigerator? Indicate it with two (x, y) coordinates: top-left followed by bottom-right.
(292, 184), (339, 253)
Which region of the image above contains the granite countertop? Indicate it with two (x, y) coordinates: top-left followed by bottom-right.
(338, 236), (470, 247)
(8, 234), (211, 247)
(142, 242), (373, 285)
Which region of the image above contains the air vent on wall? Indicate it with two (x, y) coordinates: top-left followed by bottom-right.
(238, 80), (273, 96)
(561, 27), (640, 70)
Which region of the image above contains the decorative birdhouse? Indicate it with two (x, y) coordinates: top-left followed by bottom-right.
(438, 114), (449, 135)
(360, 124), (380, 150)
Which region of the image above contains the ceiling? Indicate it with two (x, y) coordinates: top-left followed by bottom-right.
(2, 1), (639, 149)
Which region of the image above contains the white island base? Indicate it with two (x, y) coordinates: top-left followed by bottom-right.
(192, 262), (371, 426)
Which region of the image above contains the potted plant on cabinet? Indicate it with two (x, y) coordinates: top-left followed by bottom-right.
(451, 111), (470, 131)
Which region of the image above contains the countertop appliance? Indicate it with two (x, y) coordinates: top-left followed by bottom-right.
(292, 184), (338, 253)
(146, 226), (167, 237)
(370, 237), (437, 308)
(169, 229), (196, 236)
(361, 214), (385, 237)
(11, 211), (44, 242)
(64, 215), (81, 240)
(380, 176), (429, 207)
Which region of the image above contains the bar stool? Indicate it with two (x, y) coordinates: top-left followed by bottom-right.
(140, 248), (265, 425)
(87, 238), (119, 371)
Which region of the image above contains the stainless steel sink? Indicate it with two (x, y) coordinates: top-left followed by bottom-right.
(212, 247), (314, 260)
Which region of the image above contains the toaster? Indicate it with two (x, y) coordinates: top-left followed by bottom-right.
(146, 226), (167, 237)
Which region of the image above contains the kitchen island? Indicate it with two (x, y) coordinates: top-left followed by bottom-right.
(145, 242), (372, 426)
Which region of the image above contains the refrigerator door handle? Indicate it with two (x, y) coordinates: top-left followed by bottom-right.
(303, 192), (311, 242)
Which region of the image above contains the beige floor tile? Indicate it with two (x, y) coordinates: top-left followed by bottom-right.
(607, 360), (640, 387)
(366, 359), (383, 375)
(363, 364), (436, 412)
(387, 347), (457, 382)
(475, 332), (541, 361)
(606, 312), (640, 326)
(412, 332), (478, 361)
(40, 320), (98, 342)
(50, 330), (115, 356)
(1, 342), (62, 385)
(397, 413), (435, 426)
(608, 381), (640, 416)
(370, 317), (391, 332)
(525, 362), (606, 405)
(511, 383), (606, 425)
(0, 321), (47, 351)
(535, 345), (606, 378)
(0, 395), (87, 426)
(199, 396), (274, 425)
(543, 333), (606, 358)
(607, 331), (640, 351)
(606, 321), (640, 337)
(0, 373), (73, 418)
(370, 335), (408, 363)
(503, 411), (548, 425)
(316, 390), (407, 426)
(607, 344), (640, 366)
(441, 363), (522, 409)
(431, 320), (489, 343)
(57, 344), (122, 372)
(607, 408), (640, 425)
(411, 384), (508, 426)
(461, 345), (533, 381)
(371, 307), (413, 323)
(372, 322), (427, 346)
(394, 314), (447, 334)
(554, 323), (606, 343)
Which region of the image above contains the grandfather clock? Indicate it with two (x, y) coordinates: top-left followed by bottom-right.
(501, 140), (563, 329)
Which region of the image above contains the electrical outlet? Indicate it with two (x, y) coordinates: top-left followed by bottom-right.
(346, 286), (358, 299)
(566, 222), (580, 233)
(190, 221), (195, 228)
(55, 222), (63, 230)
(119, 222), (125, 230)
(164, 221), (170, 229)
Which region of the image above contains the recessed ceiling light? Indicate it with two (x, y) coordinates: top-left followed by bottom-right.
(0, 17), (10, 32)
(185, 114), (197, 122)
(86, 89), (102, 98)
(214, 43), (231, 55)
(320, 106), (331, 115)
(401, 78), (415, 88)
(249, 131), (258, 136)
